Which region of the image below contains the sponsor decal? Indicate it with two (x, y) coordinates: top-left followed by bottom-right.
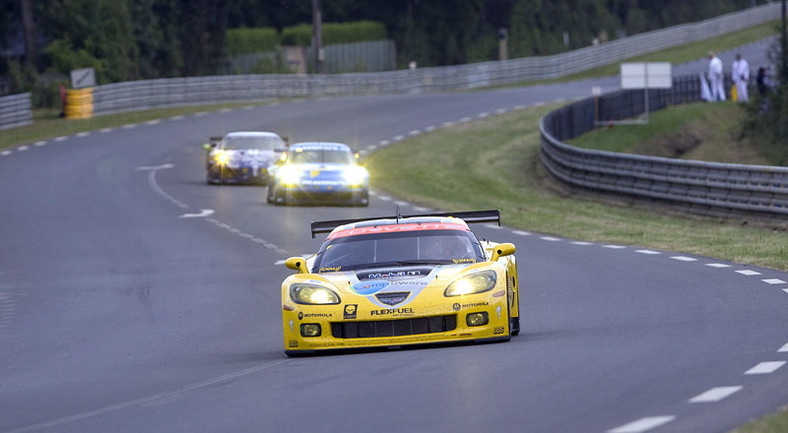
(352, 280), (390, 295)
(299, 313), (332, 319)
(344, 304), (358, 320)
(493, 327), (505, 335)
(288, 340), (298, 348)
(453, 303), (461, 311)
(370, 308), (414, 316)
(310, 169), (321, 178)
(364, 270), (423, 279)
(328, 223), (468, 239)
(319, 266), (342, 273)
(461, 302), (489, 309)
(452, 258), (476, 264)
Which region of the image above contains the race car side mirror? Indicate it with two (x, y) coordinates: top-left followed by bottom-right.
(491, 243), (515, 262)
(285, 257), (309, 274)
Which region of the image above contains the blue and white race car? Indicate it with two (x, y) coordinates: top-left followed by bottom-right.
(205, 131), (287, 185)
(266, 142), (369, 206)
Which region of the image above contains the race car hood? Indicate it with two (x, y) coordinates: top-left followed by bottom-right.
(222, 149), (277, 169)
(314, 263), (488, 310)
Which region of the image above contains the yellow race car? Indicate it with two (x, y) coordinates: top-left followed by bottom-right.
(280, 210), (520, 356)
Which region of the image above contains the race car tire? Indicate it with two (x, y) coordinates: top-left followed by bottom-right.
(510, 316), (520, 336)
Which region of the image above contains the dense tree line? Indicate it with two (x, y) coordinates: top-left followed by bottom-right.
(0, 0), (769, 99)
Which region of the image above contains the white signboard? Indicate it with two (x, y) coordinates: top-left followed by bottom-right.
(620, 62), (672, 89)
(70, 68), (96, 89)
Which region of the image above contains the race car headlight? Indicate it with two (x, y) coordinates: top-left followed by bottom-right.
(444, 271), (497, 297)
(290, 283), (340, 305)
(343, 166), (368, 187)
(215, 150), (230, 165)
(278, 165), (301, 186)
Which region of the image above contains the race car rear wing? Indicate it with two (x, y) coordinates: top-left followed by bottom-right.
(310, 209), (500, 238)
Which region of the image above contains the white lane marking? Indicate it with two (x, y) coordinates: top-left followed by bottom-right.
(3, 360), (289, 433)
(540, 236), (560, 242)
(571, 241), (593, 246)
(54, 136), (67, 142)
(367, 145), (378, 151)
(425, 125), (436, 132)
(603, 245), (627, 249)
(412, 206), (429, 212)
(460, 116), (473, 123)
(778, 343), (788, 352)
(608, 416), (676, 433)
(145, 120), (161, 125)
(242, 105), (254, 110)
(122, 124), (137, 129)
(378, 195), (392, 201)
(688, 386), (742, 403)
(484, 224), (501, 229)
(368, 190), (378, 196)
(533, 101), (545, 107)
(194, 112), (208, 117)
(514, 104), (526, 110)
(554, 97), (567, 103)
(762, 278), (786, 285)
(671, 256), (697, 262)
(99, 127), (113, 133)
(34, 141), (46, 147)
(359, 150), (369, 156)
(17, 146), (29, 152)
(170, 115), (185, 121)
(219, 108), (232, 113)
(636, 250), (661, 255)
(784, 289), (788, 295)
(736, 270), (762, 276)
(409, 130), (420, 136)
(495, 108), (507, 115)
(76, 132), (90, 137)
(379, 140), (390, 146)
(442, 121), (455, 128)
(178, 209), (215, 219)
(1, 150), (12, 156)
(745, 361), (786, 375)
(477, 112), (489, 118)
(137, 164), (175, 171)
(706, 263), (731, 268)
(394, 135), (404, 141)
(512, 230), (531, 236)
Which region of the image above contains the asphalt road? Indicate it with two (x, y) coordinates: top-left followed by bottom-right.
(1, 40), (786, 433)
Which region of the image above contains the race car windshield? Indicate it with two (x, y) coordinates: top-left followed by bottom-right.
(224, 136), (284, 151)
(290, 149), (355, 164)
(312, 230), (484, 272)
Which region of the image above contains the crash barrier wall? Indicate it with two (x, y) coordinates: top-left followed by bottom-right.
(0, 93), (33, 130)
(86, 3), (779, 116)
(540, 74), (788, 220)
(229, 40), (396, 74)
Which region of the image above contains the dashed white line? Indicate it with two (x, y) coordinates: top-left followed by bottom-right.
(671, 256), (698, 262)
(736, 270), (762, 276)
(484, 224), (501, 229)
(554, 98), (567, 103)
(706, 263), (731, 268)
(54, 136), (67, 142)
(514, 104), (526, 110)
(688, 386), (742, 403)
(425, 126), (436, 132)
(194, 112), (208, 117)
(778, 343), (788, 352)
(745, 361), (785, 375)
(608, 416), (676, 433)
(540, 236), (560, 242)
(412, 206), (429, 212)
(99, 128), (113, 133)
(394, 135), (405, 141)
(533, 101), (545, 107)
(477, 112), (489, 118)
(408, 130), (420, 136)
(367, 145), (378, 151)
(512, 230), (531, 236)
(2, 150), (13, 156)
(34, 141), (47, 147)
(379, 140), (390, 146)
(122, 124), (137, 129)
(17, 146), (29, 152)
(170, 115), (185, 121)
(145, 120), (161, 125)
(571, 241), (593, 246)
(784, 289), (788, 295)
(242, 105), (254, 110)
(636, 250), (661, 255)
(378, 196), (392, 201)
(219, 108), (232, 113)
(460, 116), (473, 123)
(76, 132), (90, 137)
(442, 121), (455, 128)
(603, 245), (627, 249)
(762, 278), (786, 285)
(495, 108), (507, 115)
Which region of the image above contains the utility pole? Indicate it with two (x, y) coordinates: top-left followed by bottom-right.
(312, 0), (323, 74)
(782, 0), (787, 81)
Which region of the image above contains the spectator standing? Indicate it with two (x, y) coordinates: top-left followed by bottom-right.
(708, 51), (725, 101)
(731, 53), (750, 102)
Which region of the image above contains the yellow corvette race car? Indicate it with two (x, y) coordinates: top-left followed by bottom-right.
(280, 210), (520, 356)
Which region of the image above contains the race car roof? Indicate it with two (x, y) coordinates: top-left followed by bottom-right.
(225, 131), (283, 139)
(290, 142), (351, 152)
(311, 209), (500, 238)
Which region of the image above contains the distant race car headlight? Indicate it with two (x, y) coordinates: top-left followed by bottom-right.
(215, 150), (230, 165)
(343, 166), (368, 187)
(444, 271), (497, 297)
(278, 165), (302, 186)
(290, 283), (340, 305)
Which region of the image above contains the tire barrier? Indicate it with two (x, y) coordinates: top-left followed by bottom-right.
(65, 88), (94, 119)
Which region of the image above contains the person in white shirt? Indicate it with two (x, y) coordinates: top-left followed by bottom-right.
(708, 51), (725, 101)
(731, 53), (750, 102)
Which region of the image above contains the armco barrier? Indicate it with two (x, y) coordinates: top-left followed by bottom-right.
(539, 76), (788, 220)
(0, 93), (32, 130)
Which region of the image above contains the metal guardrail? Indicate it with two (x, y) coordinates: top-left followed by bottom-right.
(0, 93), (32, 130)
(540, 76), (788, 220)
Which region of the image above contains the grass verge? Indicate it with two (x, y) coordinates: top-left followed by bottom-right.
(364, 104), (788, 272)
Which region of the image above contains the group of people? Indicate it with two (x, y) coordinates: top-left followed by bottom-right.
(707, 51), (751, 102)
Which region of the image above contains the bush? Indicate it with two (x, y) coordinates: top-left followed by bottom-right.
(280, 20), (387, 47)
(226, 27), (280, 55)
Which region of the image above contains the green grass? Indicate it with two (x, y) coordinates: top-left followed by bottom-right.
(365, 104), (788, 272)
(0, 102), (275, 151)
